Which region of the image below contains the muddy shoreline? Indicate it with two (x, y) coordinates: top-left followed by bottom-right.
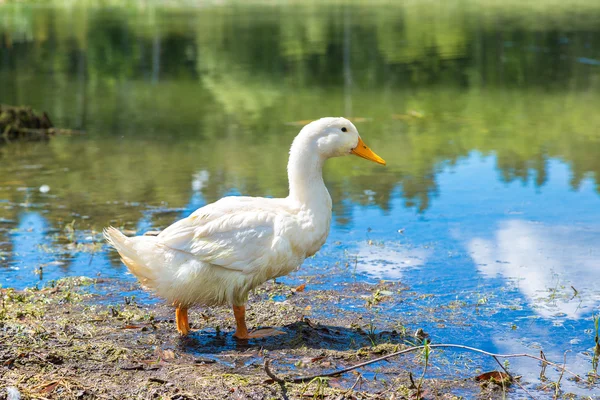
(1, 277), (596, 399)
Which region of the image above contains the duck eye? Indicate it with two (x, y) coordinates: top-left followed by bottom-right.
(341, 127), (347, 132)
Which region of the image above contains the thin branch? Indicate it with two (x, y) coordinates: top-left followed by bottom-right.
(540, 351), (548, 381)
(492, 355), (536, 400)
(345, 372), (363, 396)
(264, 359), (285, 383)
(264, 343), (585, 385)
(554, 351), (569, 399)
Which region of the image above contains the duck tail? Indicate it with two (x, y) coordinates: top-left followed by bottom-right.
(103, 226), (157, 287)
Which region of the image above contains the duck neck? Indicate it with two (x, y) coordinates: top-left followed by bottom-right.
(287, 138), (331, 209)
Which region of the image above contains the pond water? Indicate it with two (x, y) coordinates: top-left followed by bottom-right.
(1, 1), (600, 396)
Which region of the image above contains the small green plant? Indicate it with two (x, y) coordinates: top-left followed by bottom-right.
(300, 376), (329, 399)
(367, 321), (377, 346)
(65, 219), (77, 242)
(365, 289), (385, 308)
(416, 340), (431, 399)
(394, 322), (407, 336)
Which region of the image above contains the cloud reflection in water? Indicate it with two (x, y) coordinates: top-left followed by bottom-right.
(468, 219), (600, 319)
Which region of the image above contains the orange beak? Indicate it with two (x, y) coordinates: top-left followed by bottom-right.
(351, 137), (386, 165)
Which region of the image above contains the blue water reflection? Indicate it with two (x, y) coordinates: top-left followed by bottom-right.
(5, 212), (54, 287)
(1, 148), (598, 393)
(307, 153), (600, 391)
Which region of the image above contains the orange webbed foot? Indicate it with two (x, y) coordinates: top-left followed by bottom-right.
(232, 304), (286, 340)
(175, 305), (191, 335)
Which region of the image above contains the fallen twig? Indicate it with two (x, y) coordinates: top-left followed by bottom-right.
(263, 343), (586, 386)
(345, 372), (363, 395)
(264, 359), (285, 383)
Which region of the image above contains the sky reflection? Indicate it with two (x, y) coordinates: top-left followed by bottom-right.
(468, 219), (600, 319)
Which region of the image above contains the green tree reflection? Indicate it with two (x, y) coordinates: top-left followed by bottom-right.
(0, 1), (599, 230)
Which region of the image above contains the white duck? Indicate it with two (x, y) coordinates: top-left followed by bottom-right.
(104, 117), (385, 338)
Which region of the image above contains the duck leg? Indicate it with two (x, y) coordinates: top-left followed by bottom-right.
(232, 305), (285, 339)
(175, 305), (190, 335)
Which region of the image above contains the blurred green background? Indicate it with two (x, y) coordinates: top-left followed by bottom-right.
(1, 0), (599, 225)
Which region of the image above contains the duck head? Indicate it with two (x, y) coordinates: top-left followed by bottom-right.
(299, 117), (386, 165)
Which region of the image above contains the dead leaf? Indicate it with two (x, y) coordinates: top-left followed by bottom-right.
(121, 325), (142, 329)
(475, 371), (512, 385)
(39, 381), (60, 394)
(294, 283), (306, 292)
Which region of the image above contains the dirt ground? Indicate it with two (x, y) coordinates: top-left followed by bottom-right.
(0, 277), (592, 399)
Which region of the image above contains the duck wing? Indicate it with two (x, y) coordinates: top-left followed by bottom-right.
(157, 197), (292, 273)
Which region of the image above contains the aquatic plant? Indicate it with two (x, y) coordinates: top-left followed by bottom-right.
(415, 339), (431, 399)
(300, 376), (329, 399)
